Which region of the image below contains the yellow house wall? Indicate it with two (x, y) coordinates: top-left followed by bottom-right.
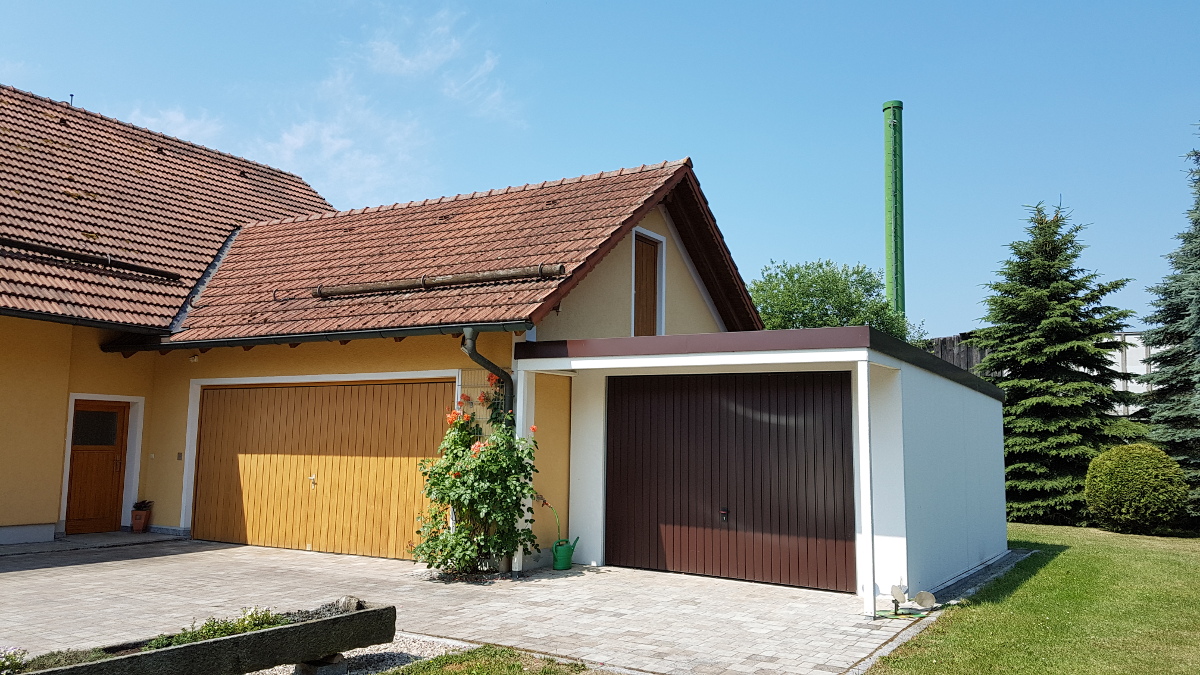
(535, 224), (633, 340)
(535, 207), (722, 340)
(0, 316), (73, 527)
(138, 331), (513, 529)
(67, 327), (156, 397)
(0, 318), (155, 529)
(531, 373), (571, 548)
(637, 207), (724, 335)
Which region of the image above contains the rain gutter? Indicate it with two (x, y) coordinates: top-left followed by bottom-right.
(101, 320), (533, 354)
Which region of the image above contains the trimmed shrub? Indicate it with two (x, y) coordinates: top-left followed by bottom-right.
(1085, 443), (1188, 533)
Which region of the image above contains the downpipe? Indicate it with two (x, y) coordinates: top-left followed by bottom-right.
(460, 327), (515, 423)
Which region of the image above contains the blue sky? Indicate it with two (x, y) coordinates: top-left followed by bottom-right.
(3, 1), (1198, 336)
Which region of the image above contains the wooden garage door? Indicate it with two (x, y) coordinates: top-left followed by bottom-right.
(605, 371), (855, 591)
(192, 380), (454, 558)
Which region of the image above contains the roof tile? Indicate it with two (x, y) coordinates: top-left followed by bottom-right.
(0, 84), (332, 329)
(169, 162), (692, 342)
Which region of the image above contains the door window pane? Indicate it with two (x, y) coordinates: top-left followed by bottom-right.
(72, 410), (118, 446)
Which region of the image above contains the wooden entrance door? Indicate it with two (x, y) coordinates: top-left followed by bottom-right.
(191, 380), (454, 558)
(65, 400), (130, 534)
(605, 372), (856, 592)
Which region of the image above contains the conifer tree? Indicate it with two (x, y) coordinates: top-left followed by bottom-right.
(1140, 147), (1200, 520)
(968, 205), (1134, 524)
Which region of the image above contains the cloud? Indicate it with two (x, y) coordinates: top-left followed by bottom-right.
(440, 50), (517, 120)
(252, 70), (428, 209)
(128, 107), (224, 146)
(362, 11), (518, 122)
(0, 59), (31, 82)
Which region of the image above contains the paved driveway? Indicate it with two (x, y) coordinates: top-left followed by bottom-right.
(0, 540), (909, 674)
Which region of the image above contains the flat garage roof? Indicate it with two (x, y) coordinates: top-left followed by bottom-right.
(515, 325), (1003, 401)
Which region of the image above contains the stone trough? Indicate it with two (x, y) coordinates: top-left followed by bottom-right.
(31, 600), (396, 675)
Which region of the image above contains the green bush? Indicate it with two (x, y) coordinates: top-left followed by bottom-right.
(143, 607), (288, 650)
(1085, 443), (1188, 533)
(412, 376), (539, 574)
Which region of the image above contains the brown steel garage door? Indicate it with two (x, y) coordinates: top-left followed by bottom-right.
(192, 380), (454, 558)
(605, 371), (855, 592)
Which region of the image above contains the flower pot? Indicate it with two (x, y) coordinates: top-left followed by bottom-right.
(131, 509), (150, 533)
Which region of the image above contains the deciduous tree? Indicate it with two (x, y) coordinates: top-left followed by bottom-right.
(748, 259), (923, 342)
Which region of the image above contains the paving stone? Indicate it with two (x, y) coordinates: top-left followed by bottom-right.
(0, 539), (910, 674)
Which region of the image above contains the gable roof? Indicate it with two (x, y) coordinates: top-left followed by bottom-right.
(0, 84), (332, 332)
(135, 158), (760, 349)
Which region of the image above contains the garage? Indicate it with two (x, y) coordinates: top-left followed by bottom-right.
(604, 371), (856, 592)
(191, 379), (454, 558)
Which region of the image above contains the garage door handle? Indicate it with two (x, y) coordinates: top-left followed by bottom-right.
(720, 507), (729, 522)
(309, 475), (317, 488)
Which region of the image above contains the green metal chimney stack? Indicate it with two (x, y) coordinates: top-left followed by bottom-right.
(883, 100), (905, 314)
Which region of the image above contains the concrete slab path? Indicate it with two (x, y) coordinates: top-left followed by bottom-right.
(0, 540), (911, 674)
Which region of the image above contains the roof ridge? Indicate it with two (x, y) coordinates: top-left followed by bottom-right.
(241, 157), (693, 229)
(0, 83), (316, 185)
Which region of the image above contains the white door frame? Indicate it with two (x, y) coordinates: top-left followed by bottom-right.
(59, 394), (146, 532)
(178, 369), (460, 530)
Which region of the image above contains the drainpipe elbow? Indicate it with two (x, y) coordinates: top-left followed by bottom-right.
(461, 327), (515, 424)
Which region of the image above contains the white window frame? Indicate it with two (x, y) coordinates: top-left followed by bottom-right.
(629, 226), (666, 336)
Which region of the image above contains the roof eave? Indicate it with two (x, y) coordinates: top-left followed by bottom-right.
(101, 320), (534, 354)
(0, 307), (168, 335)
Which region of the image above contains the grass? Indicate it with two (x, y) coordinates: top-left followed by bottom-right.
(386, 646), (594, 675)
(19, 649), (107, 672)
(871, 523), (1200, 674)
(143, 607), (289, 650)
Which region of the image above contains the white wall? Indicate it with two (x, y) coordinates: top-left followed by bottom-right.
(867, 364), (908, 598)
(567, 370), (607, 566)
(900, 364), (1007, 594)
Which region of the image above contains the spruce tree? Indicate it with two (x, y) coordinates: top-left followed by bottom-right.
(968, 205), (1134, 525)
(1140, 147), (1200, 520)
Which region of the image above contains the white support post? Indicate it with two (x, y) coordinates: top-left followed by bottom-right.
(854, 360), (877, 618)
(512, 369), (536, 572)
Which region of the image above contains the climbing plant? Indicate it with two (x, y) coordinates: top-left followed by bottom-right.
(412, 375), (539, 573)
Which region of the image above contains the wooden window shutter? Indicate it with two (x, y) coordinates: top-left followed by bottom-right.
(634, 235), (660, 336)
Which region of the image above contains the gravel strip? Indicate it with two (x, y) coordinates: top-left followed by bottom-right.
(248, 631), (472, 675)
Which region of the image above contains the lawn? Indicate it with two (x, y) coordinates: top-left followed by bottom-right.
(386, 646), (595, 675)
(871, 523), (1200, 674)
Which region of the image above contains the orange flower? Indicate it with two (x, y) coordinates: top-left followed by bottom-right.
(452, 471), (461, 478)
(477, 391), (488, 404)
(530, 425), (538, 433)
(471, 440), (485, 457)
(459, 393), (471, 403)
(463, 413), (472, 423)
(445, 410), (461, 425)
(487, 372), (501, 387)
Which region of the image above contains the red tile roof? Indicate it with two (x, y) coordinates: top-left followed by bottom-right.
(0, 85), (332, 331)
(163, 158), (761, 345)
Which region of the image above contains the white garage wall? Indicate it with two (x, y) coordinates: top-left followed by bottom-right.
(867, 364), (909, 598)
(899, 363), (1007, 595)
(567, 371), (608, 566)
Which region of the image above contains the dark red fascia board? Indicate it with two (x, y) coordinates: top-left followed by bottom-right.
(515, 326), (1003, 401)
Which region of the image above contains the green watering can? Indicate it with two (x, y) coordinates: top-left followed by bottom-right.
(552, 537), (579, 570)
